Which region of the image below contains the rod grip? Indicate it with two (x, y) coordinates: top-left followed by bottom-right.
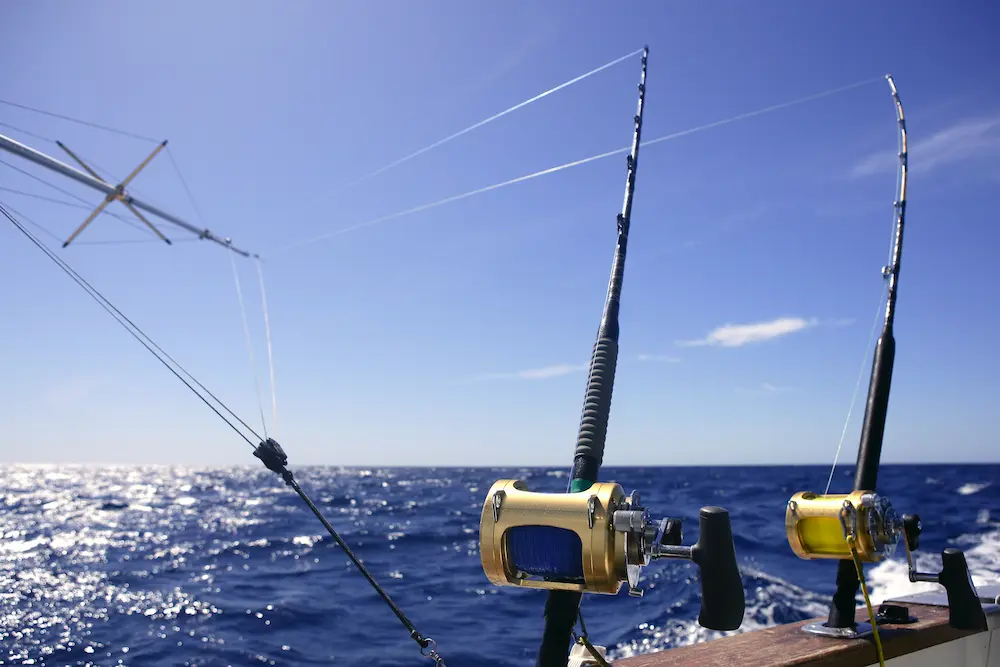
(691, 506), (745, 631)
(573, 337), (619, 467)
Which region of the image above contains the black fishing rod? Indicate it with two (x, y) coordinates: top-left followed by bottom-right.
(475, 48), (741, 664)
(826, 74), (908, 629)
(533, 46), (648, 666)
(785, 77), (986, 642)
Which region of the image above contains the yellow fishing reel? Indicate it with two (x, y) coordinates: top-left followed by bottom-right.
(479, 479), (746, 631)
(785, 490), (901, 562)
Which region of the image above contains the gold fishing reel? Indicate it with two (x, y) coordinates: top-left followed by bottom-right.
(785, 490), (901, 562)
(478, 479), (746, 630)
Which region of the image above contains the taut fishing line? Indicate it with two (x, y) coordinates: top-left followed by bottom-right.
(2, 201), (445, 664)
(317, 48), (645, 201)
(281, 76), (884, 251)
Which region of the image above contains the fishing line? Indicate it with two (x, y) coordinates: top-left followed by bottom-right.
(321, 48), (645, 199)
(4, 200), (444, 663)
(256, 258), (279, 438)
(281, 76), (884, 251)
(823, 282), (889, 495)
(166, 140), (278, 440)
(0, 202), (262, 447)
(230, 252), (271, 439)
(0, 97), (160, 143)
(823, 83), (906, 495)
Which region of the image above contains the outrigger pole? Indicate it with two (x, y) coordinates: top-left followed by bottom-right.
(0, 132), (252, 257)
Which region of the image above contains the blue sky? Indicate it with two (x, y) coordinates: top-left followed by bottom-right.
(1, 1), (997, 466)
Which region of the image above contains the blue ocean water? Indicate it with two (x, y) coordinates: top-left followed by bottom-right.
(1, 464), (997, 666)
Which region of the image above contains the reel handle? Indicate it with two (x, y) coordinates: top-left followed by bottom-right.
(691, 506), (745, 631)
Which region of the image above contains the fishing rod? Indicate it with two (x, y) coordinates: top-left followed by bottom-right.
(784, 77), (986, 659)
(0, 132), (252, 256)
(475, 47), (745, 667)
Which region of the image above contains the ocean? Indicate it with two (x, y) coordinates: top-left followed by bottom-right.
(1, 464), (997, 666)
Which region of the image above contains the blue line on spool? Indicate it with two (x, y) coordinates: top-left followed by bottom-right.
(505, 525), (584, 580)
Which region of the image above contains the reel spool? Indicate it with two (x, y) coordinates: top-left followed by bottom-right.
(785, 491), (900, 562)
(479, 479), (746, 631)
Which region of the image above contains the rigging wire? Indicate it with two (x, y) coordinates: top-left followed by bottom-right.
(0, 97), (160, 143)
(0, 156), (155, 237)
(0, 120), (52, 143)
(0, 202), (262, 447)
(322, 48), (645, 199)
(0, 201), (66, 245)
(2, 109), (175, 214)
(166, 146), (208, 224)
(281, 75), (885, 251)
(0, 184), (104, 209)
(0, 199), (189, 246)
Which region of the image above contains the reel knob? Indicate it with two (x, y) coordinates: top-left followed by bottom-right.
(902, 513), (921, 551)
(651, 506), (746, 631)
(692, 507), (745, 631)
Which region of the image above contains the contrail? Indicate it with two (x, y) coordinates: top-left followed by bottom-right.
(281, 76), (883, 252)
(319, 48), (645, 197)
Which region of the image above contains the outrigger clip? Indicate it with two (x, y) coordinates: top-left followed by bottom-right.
(254, 437), (294, 485)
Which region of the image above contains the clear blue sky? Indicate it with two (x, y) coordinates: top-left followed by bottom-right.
(1, 1), (997, 465)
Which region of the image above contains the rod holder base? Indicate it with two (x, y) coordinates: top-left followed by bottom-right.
(802, 621), (874, 639)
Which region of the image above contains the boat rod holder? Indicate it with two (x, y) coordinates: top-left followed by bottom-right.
(480, 480), (745, 631)
(785, 491), (987, 635)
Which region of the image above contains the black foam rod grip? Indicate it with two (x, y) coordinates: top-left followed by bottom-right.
(939, 548), (987, 631)
(691, 506), (745, 631)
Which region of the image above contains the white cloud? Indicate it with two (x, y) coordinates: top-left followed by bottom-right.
(852, 115), (1000, 177)
(677, 316), (818, 348)
(636, 354), (681, 363)
(475, 362), (588, 381)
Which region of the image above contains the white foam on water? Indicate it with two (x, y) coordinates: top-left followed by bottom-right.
(613, 527), (1000, 659)
(865, 527), (1000, 605)
(957, 482), (991, 496)
(610, 566), (828, 659)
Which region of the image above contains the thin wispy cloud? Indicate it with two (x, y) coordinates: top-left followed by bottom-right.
(738, 382), (797, 395)
(636, 354), (681, 363)
(474, 362), (588, 382)
(852, 114), (1000, 177)
(678, 316), (818, 348)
